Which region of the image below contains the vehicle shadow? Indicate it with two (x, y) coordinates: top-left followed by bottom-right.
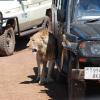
(85, 81), (100, 100)
(40, 82), (67, 100)
(15, 36), (30, 51)
(20, 67), (67, 100)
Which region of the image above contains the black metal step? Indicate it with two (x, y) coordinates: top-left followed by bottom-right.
(20, 26), (44, 37)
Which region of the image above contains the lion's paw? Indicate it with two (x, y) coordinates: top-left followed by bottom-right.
(38, 79), (47, 85)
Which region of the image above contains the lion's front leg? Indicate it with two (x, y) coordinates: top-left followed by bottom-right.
(36, 52), (41, 82)
(39, 61), (47, 85)
(36, 61), (40, 82)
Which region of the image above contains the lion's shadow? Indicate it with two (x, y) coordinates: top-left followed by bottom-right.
(20, 67), (67, 100)
(20, 67), (38, 84)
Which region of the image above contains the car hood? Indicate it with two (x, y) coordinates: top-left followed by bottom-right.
(71, 22), (100, 40)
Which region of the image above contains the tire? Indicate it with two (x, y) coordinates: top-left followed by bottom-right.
(67, 52), (86, 100)
(0, 27), (15, 56)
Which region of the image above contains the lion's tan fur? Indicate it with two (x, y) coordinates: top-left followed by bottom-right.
(27, 29), (57, 84)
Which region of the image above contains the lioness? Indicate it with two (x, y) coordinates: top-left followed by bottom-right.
(27, 29), (57, 84)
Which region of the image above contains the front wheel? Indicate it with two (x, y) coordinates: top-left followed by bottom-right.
(0, 27), (15, 56)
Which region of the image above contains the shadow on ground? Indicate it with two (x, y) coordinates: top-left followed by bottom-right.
(20, 67), (67, 100)
(40, 82), (67, 100)
(15, 36), (30, 51)
(85, 81), (100, 100)
(20, 67), (38, 84)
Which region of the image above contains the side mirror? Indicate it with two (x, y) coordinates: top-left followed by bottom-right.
(57, 9), (65, 22)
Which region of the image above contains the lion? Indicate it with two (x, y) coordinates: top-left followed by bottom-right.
(27, 29), (57, 84)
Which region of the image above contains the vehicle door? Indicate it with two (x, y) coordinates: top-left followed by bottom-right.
(26, 0), (52, 28)
(16, 0), (31, 31)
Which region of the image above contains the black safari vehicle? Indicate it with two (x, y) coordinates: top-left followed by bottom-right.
(52, 0), (100, 100)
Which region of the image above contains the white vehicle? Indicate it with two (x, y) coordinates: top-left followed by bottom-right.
(0, 0), (52, 56)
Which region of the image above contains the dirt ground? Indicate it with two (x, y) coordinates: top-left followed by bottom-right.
(0, 37), (67, 100)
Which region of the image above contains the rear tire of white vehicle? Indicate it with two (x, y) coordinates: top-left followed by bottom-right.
(0, 27), (15, 56)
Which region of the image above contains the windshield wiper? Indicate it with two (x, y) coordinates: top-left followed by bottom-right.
(84, 18), (100, 24)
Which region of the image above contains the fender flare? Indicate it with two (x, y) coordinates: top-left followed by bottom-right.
(1, 17), (20, 35)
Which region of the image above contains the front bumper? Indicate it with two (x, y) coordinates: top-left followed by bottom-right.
(72, 68), (100, 81)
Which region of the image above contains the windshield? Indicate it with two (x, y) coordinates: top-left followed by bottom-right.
(76, 0), (100, 20)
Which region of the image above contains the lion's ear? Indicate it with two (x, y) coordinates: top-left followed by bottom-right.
(30, 37), (34, 41)
(42, 29), (49, 36)
(27, 40), (33, 49)
(27, 42), (29, 47)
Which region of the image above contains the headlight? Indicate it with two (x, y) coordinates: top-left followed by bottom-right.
(79, 41), (100, 57)
(91, 44), (100, 55)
